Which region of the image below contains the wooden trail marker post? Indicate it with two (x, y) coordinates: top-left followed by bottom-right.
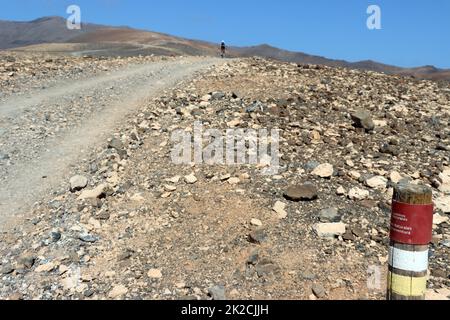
(387, 184), (434, 300)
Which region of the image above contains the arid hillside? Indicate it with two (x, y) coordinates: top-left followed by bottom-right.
(0, 52), (449, 300)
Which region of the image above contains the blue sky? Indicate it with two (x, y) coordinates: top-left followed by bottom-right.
(1, 0), (449, 68)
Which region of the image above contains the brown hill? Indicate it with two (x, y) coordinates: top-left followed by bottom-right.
(1, 16), (449, 81)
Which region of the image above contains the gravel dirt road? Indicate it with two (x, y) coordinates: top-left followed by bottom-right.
(0, 57), (221, 229)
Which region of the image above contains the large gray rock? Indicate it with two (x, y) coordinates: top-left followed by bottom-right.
(284, 183), (318, 201)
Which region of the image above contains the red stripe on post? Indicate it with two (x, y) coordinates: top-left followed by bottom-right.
(390, 201), (433, 245)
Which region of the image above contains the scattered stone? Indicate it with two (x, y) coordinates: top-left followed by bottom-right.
(336, 186), (347, 196)
(255, 259), (280, 278)
(313, 223), (346, 238)
(284, 184), (318, 202)
(0, 264), (14, 275)
(365, 176), (388, 189)
(251, 219), (263, 227)
(249, 229), (268, 244)
(228, 177), (240, 185)
(304, 161), (320, 172)
(78, 184), (107, 200)
(208, 285), (226, 300)
(0, 152), (9, 160)
(108, 138), (125, 154)
(108, 285), (128, 299)
(342, 229), (356, 241)
(435, 196), (450, 213)
(348, 188), (370, 200)
(390, 171), (403, 184)
(312, 163), (334, 178)
(433, 214), (449, 225)
(351, 110), (375, 131)
(312, 284), (326, 298)
(147, 268), (163, 279)
(50, 231), (62, 242)
(117, 249), (133, 261)
(273, 201), (288, 219)
(184, 173), (198, 184)
(69, 175), (88, 192)
(18, 254), (36, 269)
(318, 208), (341, 223)
(35, 262), (55, 273)
(79, 233), (98, 243)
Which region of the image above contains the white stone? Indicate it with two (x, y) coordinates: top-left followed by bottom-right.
(35, 262), (56, 273)
(78, 184), (107, 200)
(164, 185), (177, 192)
(251, 219), (263, 227)
(148, 268), (163, 279)
(336, 186), (347, 196)
(184, 173), (198, 184)
(435, 196), (450, 213)
(228, 177), (240, 185)
(273, 201), (288, 219)
(349, 171), (361, 180)
(439, 168), (450, 194)
(108, 285), (128, 298)
(433, 214), (449, 225)
(390, 171), (403, 184)
(365, 176), (388, 189)
(348, 188), (370, 200)
(312, 163), (334, 178)
(166, 176), (181, 184)
(313, 223), (346, 238)
(69, 175), (88, 192)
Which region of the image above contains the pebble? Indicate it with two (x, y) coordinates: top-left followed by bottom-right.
(251, 219), (263, 227)
(273, 201), (288, 219)
(348, 188), (370, 200)
(249, 229), (268, 244)
(147, 268), (163, 279)
(365, 176), (388, 189)
(78, 184), (107, 200)
(108, 285), (128, 299)
(208, 285), (226, 300)
(184, 173), (198, 184)
(318, 208), (341, 223)
(312, 283), (326, 298)
(79, 233), (99, 243)
(312, 163), (334, 178)
(69, 175), (88, 192)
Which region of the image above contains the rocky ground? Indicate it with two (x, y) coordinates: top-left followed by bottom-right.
(0, 55), (449, 300)
(0, 52), (164, 99)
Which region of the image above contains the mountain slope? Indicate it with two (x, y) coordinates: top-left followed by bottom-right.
(1, 16), (449, 81)
(0, 16), (107, 49)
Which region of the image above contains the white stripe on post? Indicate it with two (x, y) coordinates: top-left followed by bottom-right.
(389, 246), (429, 273)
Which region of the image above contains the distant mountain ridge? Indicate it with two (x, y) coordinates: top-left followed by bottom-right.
(1, 16), (449, 81)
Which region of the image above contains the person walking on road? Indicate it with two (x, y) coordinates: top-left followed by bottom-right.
(220, 41), (226, 58)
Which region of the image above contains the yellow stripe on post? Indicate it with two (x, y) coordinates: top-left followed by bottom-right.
(388, 272), (427, 297)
